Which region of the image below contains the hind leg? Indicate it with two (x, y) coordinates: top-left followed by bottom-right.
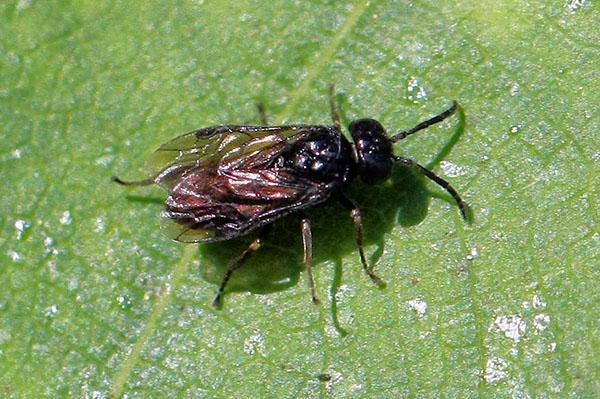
(212, 233), (267, 308)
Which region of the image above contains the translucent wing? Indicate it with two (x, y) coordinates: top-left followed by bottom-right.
(150, 125), (313, 190)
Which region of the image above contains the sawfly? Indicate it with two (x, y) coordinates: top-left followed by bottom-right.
(113, 86), (468, 308)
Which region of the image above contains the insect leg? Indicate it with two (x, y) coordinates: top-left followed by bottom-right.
(299, 213), (320, 305)
(256, 103), (268, 125)
(111, 176), (156, 186)
(212, 233), (266, 308)
(328, 84), (341, 129)
(390, 101), (458, 142)
(338, 195), (386, 287)
(394, 156), (468, 220)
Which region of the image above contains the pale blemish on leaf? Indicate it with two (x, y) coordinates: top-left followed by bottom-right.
(490, 315), (527, 342)
(466, 247), (479, 261)
(533, 314), (550, 332)
(243, 331), (266, 355)
(565, 0), (590, 13)
(484, 356), (509, 384)
(44, 305), (59, 318)
(440, 161), (468, 178)
(7, 250), (21, 262)
(11, 149), (22, 159)
(59, 211), (72, 226)
(14, 220), (30, 240)
(407, 298), (428, 317)
(406, 77), (428, 103)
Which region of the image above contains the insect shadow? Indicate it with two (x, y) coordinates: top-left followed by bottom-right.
(199, 168), (424, 288)
(197, 107), (466, 301)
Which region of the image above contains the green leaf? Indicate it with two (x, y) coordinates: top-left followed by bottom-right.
(1, 0), (598, 397)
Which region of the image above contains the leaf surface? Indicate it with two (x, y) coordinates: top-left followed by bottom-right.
(0, 1), (598, 397)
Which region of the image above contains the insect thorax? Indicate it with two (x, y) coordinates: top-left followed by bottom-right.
(279, 128), (355, 186)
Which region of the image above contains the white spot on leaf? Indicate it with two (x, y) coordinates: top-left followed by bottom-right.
(533, 314), (550, 332)
(45, 305), (59, 317)
(325, 370), (343, 395)
(407, 77), (428, 103)
(95, 154), (115, 167)
(466, 247), (479, 260)
(7, 250), (21, 262)
(43, 236), (57, 256)
(484, 356), (509, 384)
(59, 211), (72, 225)
(16, 0), (32, 12)
(94, 217), (106, 233)
(510, 124), (522, 134)
(408, 298), (428, 317)
(440, 161), (467, 177)
(11, 149), (22, 159)
(14, 220), (30, 240)
(566, 0), (589, 13)
(532, 294), (546, 309)
(243, 331), (265, 355)
(490, 315), (527, 342)
(335, 284), (355, 302)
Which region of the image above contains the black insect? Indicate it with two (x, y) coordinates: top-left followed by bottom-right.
(113, 86), (468, 308)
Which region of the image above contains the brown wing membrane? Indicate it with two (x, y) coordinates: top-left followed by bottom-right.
(154, 125), (337, 243)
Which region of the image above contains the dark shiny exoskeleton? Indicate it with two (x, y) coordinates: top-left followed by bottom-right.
(113, 86), (468, 308)
(279, 127), (355, 186)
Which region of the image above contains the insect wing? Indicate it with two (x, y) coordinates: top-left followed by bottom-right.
(149, 125), (304, 189)
(156, 126), (337, 243)
(159, 176), (329, 243)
